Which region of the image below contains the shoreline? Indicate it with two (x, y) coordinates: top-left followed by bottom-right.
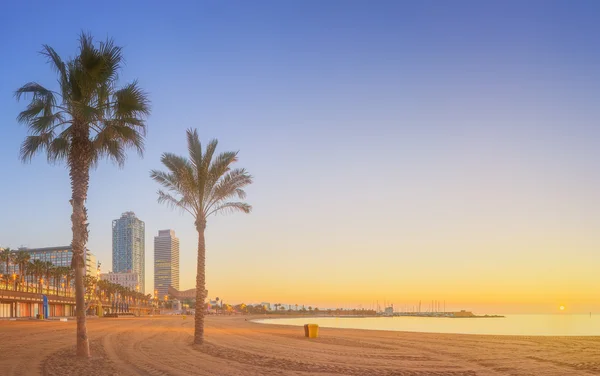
(253, 314), (600, 338)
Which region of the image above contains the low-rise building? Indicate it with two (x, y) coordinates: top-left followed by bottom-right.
(100, 272), (139, 291)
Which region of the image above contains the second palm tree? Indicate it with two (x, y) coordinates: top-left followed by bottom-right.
(150, 129), (253, 345)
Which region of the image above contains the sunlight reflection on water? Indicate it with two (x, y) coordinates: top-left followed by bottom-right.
(256, 314), (600, 336)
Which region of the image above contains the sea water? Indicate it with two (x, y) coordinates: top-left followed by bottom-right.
(256, 314), (600, 336)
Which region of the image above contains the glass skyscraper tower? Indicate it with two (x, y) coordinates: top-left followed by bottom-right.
(154, 229), (180, 299)
(112, 212), (145, 293)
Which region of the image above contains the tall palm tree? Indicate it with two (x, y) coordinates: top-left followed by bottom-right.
(15, 33), (150, 357)
(150, 129), (253, 345)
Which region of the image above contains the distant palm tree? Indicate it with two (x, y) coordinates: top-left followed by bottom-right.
(151, 129), (253, 345)
(0, 248), (14, 276)
(42, 261), (54, 293)
(53, 266), (69, 295)
(83, 275), (99, 314)
(15, 33), (150, 357)
(14, 251), (31, 291)
(63, 268), (74, 295)
(28, 259), (45, 293)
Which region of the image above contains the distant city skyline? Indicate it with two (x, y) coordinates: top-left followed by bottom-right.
(154, 229), (179, 299)
(112, 212), (146, 294)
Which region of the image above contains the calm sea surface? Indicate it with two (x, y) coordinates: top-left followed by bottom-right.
(256, 315), (600, 336)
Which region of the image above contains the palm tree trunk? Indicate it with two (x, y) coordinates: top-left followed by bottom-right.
(194, 220), (207, 345)
(69, 126), (91, 358)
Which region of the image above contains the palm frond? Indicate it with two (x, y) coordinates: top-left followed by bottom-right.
(40, 45), (68, 97)
(29, 113), (68, 135)
(204, 151), (238, 200)
(77, 32), (104, 83)
(201, 139), (219, 175)
(153, 153), (198, 208)
(92, 123), (145, 165)
(212, 168), (253, 200)
(207, 202), (252, 217)
(20, 133), (54, 163)
(156, 190), (195, 216)
(204, 168), (252, 215)
(160, 153), (195, 179)
(113, 81), (150, 122)
(91, 137), (125, 167)
(14, 82), (56, 105)
(150, 170), (180, 192)
(16, 98), (48, 124)
(47, 136), (70, 163)
(186, 129), (203, 172)
(98, 37), (123, 84)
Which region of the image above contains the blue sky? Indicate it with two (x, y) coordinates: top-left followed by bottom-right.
(1, 1), (599, 312)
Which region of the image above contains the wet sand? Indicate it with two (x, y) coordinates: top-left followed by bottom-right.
(0, 315), (599, 375)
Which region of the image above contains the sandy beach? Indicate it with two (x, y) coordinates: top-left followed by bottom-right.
(1, 315), (599, 375)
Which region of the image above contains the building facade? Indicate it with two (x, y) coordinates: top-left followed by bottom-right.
(99, 272), (139, 291)
(154, 229), (179, 299)
(112, 212), (145, 293)
(19, 246), (97, 275)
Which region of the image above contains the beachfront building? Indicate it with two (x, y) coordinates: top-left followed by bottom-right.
(1, 246), (100, 319)
(154, 229), (180, 299)
(19, 246), (97, 276)
(100, 272), (139, 291)
(112, 212), (145, 293)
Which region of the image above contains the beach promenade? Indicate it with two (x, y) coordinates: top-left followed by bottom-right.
(1, 315), (599, 375)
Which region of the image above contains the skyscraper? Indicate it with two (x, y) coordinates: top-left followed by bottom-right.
(154, 229), (179, 299)
(112, 212), (145, 293)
